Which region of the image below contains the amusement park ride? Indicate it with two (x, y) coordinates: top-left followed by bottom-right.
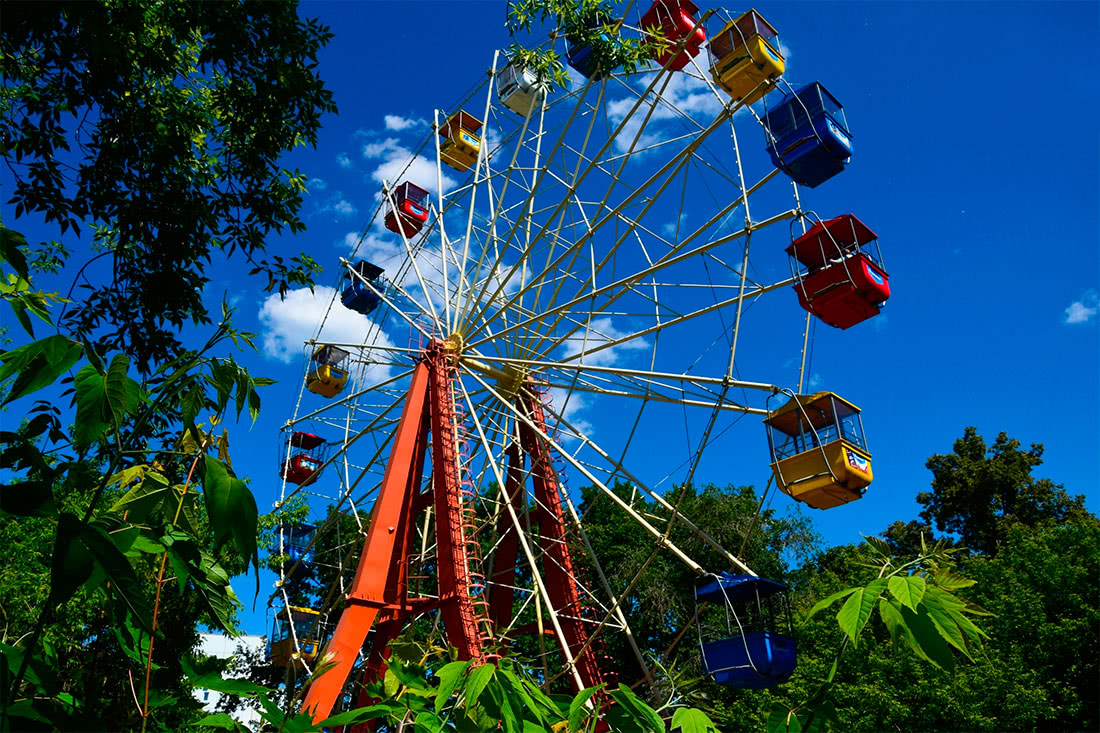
(271, 1), (892, 724)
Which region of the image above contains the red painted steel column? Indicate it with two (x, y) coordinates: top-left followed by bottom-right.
(518, 394), (606, 691)
(488, 444), (524, 631)
(426, 342), (490, 660)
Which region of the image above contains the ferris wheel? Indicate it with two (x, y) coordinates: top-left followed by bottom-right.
(268, 1), (891, 722)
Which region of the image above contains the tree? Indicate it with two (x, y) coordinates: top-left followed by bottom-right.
(1, 2), (338, 728)
(1, 0), (336, 370)
(918, 427), (1089, 555)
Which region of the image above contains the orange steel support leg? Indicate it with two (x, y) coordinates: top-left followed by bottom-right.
(518, 395), (607, 691)
(301, 344), (493, 723)
(300, 361), (431, 719)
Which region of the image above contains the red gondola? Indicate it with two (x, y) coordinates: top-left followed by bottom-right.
(640, 0), (706, 71)
(788, 215), (890, 329)
(280, 431), (328, 487)
(384, 182), (430, 238)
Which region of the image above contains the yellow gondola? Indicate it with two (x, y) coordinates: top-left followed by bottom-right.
(306, 345), (350, 398)
(438, 111), (482, 172)
(709, 9), (785, 104)
(268, 606), (323, 668)
(764, 392), (872, 510)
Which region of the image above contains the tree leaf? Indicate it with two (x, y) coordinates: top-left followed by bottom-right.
(0, 226), (30, 280)
(196, 713), (245, 730)
(766, 705), (803, 733)
(671, 707), (720, 732)
(609, 683), (664, 733)
(78, 519), (154, 632)
(317, 704), (400, 727)
(201, 456), (259, 575)
(413, 711), (446, 732)
(898, 603), (955, 671)
(48, 513), (95, 607)
(463, 662), (496, 715)
(0, 479), (55, 517)
(803, 587), (859, 621)
(568, 684), (602, 732)
(435, 660), (470, 713)
(921, 587), (976, 660)
(836, 579), (887, 645)
(0, 335), (82, 405)
(887, 575), (926, 612)
(72, 356), (143, 448)
(108, 472), (174, 521)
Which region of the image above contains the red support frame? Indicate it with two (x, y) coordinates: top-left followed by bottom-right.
(301, 347), (609, 722)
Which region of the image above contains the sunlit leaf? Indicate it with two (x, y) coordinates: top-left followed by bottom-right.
(435, 660), (470, 713)
(463, 662), (496, 715)
(887, 575), (926, 612)
(671, 707), (721, 732)
(836, 579), (887, 645)
(803, 586), (859, 622)
(609, 684), (664, 733)
(0, 335), (82, 405)
(568, 684), (602, 732)
(202, 456), (259, 576)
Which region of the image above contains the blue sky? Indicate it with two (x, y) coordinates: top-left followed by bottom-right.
(4, 1), (1098, 638)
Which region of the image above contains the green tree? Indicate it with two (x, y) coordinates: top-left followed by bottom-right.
(573, 481), (819, 688)
(1, 1), (338, 728)
(918, 427), (1088, 555)
(1, 0), (335, 369)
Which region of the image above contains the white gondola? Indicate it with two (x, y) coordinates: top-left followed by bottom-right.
(497, 62), (543, 117)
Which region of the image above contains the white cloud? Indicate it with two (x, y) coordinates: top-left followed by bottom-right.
(384, 114), (427, 131)
(362, 137), (456, 199)
(257, 286), (398, 383)
(333, 199), (356, 217)
(308, 177), (327, 191)
(662, 213), (688, 238)
(547, 387), (593, 441)
(1065, 291), (1098, 324)
(562, 316), (650, 367)
(336, 153), (352, 168)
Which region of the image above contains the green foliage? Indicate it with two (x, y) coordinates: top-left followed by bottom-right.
(336, 651), (720, 732)
(919, 427), (1089, 555)
(1, 0), (335, 369)
(0, 240), (278, 729)
(573, 481), (818, 685)
(505, 0), (668, 91)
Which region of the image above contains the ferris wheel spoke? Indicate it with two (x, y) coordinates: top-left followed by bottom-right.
(465, 122), (764, 353)
(533, 385), (754, 575)
(539, 275), (795, 367)
(454, 375), (590, 692)
(459, 61), (725, 339)
(462, 365), (708, 575)
(452, 52), (502, 331)
(381, 184), (444, 332)
(470, 206), (797, 355)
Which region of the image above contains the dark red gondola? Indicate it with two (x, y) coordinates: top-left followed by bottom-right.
(384, 182), (430, 238)
(640, 0), (706, 71)
(787, 215), (890, 329)
(280, 431), (329, 487)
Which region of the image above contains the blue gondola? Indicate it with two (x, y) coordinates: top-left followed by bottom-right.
(279, 522), (317, 582)
(762, 82), (852, 188)
(695, 573), (797, 688)
(341, 260), (384, 316)
(567, 14), (619, 80)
